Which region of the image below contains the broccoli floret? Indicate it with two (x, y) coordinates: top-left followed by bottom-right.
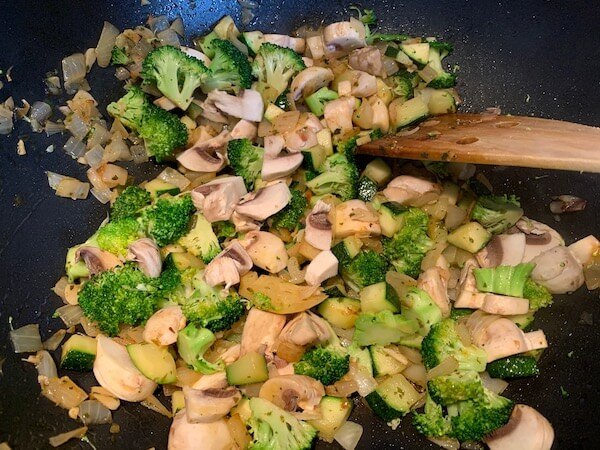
(388, 72), (415, 101)
(252, 292), (275, 311)
(107, 88), (188, 162)
(353, 310), (419, 347)
(141, 45), (209, 110)
(249, 397), (317, 450)
(426, 45), (456, 89)
(78, 263), (172, 336)
(194, 31), (219, 59)
(449, 389), (514, 442)
(306, 152), (359, 201)
(179, 272), (245, 332)
(227, 138), (264, 190)
(110, 186), (152, 221)
(111, 46), (130, 65)
(486, 355), (540, 379)
(473, 263), (535, 298)
(305, 87), (339, 117)
(178, 213), (221, 263)
(428, 371), (484, 406)
(176, 323), (223, 374)
(212, 220), (236, 242)
(413, 394), (453, 438)
(144, 194), (196, 247)
(382, 207), (434, 278)
(340, 249), (388, 289)
(252, 42), (306, 103)
(96, 217), (143, 256)
(270, 188), (307, 230)
(402, 288), (443, 336)
(421, 319), (487, 372)
(201, 39), (252, 93)
(294, 346), (350, 385)
(523, 278), (553, 310)
(471, 195), (524, 235)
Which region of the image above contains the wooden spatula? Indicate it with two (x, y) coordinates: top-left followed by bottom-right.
(357, 113), (600, 172)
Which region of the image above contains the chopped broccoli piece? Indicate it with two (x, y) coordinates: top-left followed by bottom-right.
(111, 46), (130, 65)
(339, 249), (388, 289)
(252, 42), (306, 103)
(486, 355), (539, 379)
(474, 263), (535, 298)
(270, 188), (307, 230)
(388, 72), (416, 101)
(413, 394), (453, 438)
(249, 397), (317, 450)
(306, 152), (359, 201)
(428, 371), (484, 406)
(178, 213), (221, 263)
(201, 39), (252, 93)
(110, 186), (152, 221)
(194, 31), (219, 59)
(382, 207), (434, 278)
(305, 87), (339, 117)
(97, 217), (143, 256)
(144, 194), (196, 247)
(294, 347), (350, 385)
(212, 220), (236, 242)
(176, 323), (223, 374)
(523, 278), (553, 310)
(227, 138), (265, 190)
(141, 45), (209, 110)
(353, 310), (419, 347)
(421, 319), (487, 372)
(471, 195), (524, 235)
(426, 44), (456, 89)
(402, 288), (442, 336)
(107, 87), (188, 162)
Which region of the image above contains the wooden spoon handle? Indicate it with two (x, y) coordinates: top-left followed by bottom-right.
(357, 113), (600, 172)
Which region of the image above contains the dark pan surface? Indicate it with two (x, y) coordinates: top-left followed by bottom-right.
(0, 0), (599, 448)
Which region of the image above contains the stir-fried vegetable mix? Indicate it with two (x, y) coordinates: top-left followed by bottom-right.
(7, 9), (599, 450)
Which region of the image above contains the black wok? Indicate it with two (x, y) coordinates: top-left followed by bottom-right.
(0, 0), (599, 448)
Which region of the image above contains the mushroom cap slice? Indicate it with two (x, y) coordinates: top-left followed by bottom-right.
(349, 46), (385, 77)
(204, 241), (253, 288)
(261, 152), (304, 181)
(230, 119), (258, 140)
(76, 246), (122, 275)
(240, 307), (287, 356)
(127, 238), (162, 278)
(468, 316), (529, 362)
(192, 371), (228, 391)
(143, 305), (186, 346)
(305, 200), (333, 251)
(168, 411), (234, 450)
(278, 312), (332, 348)
(323, 21), (366, 57)
(290, 66), (334, 101)
(530, 245), (584, 294)
(259, 374), (325, 415)
(263, 34), (306, 53)
(183, 386), (241, 423)
(383, 175), (442, 205)
(351, 70), (378, 98)
(485, 404), (554, 450)
(284, 127), (318, 153)
(93, 335), (157, 402)
(516, 218), (565, 262)
(240, 231), (288, 273)
(477, 233), (526, 268)
(417, 266), (451, 317)
(192, 176), (247, 223)
(480, 294), (530, 316)
(235, 182), (292, 221)
(305, 250), (339, 286)
(176, 130), (230, 172)
(324, 97), (356, 134)
(208, 89), (264, 122)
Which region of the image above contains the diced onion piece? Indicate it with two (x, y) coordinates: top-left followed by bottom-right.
(326, 379), (358, 398)
(44, 75), (62, 95)
(66, 113), (89, 139)
(62, 53), (86, 90)
(273, 110), (300, 134)
(45, 121), (66, 136)
(141, 394), (173, 418)
(84, 145), (105, 169)
(115, 67), (131, 81)
(43, 329), (67, 351)
(91, 187), (115, 204)
(46, 171), (66, 190)
(96, 22), (120, 68)
(158, 167), (190, 190)
(427, 436), (460, 450)
(402, 363), (427, 388)
(549, 195), (587, 214)
(84, 48), (96, 72)
(584, 257), (600, 290)
(480, 371), (508, 395)
(49, 426), (88, 448)
(129, 144), (149, 164)
(55, 178), (90, 200)
(99, 164), (128, 188)
(10, 324), (43, 353)
(386, 271), (417, 299)
(148, 15), (170, 34)
(87, 123), (110, 149)
(78, 400), (113, 425)
(35, 350), (59, 379)
(0, 103), (14, 135)
(80, 317), (101, 337)
(104, 133), (131, 162)
(157, 28), (181, 47)
(170, 17), (185, 36)
(334, 421), (363, 450)
(30, 101), (52, 125)
(348, 361), (377, 397)
(53, 276), (69, 301)
(227, 414), (252, 450)
(55, 305), (85, 327)
(427, 356), (458, 380)
(64, 136), (87, 158)
(40, 376), (88, 409)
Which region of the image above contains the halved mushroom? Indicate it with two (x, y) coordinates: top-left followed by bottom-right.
(230, 119), (257, 140)
(477, 233), (526, 268)
(235, 182), (292, 221)
(230, 210), (261, 233)
(418, 266), (451, 317)
(127, 238), (162, 277)
(261, 152), (304, 181)
(284, 127), (319, 152)
(143, 305), (186, 346)
(192, 176), (247, 222)
(323, 21), (366, 57)
(324, 96), (356, 134)
(264, 134), (286, 158)
(350, 71), (378, 98)
(383, 175), (442, 205)
(259, 374), (325, 416)
(480, 294), (530, 316)
(349, 47), (385, 77)
(453, 258), (485, 308)
(484, 404), (554, 450)
(305, 200), (333, 250)
(290, 66), (334, 101)
(168, 411), (234, 450)
(76, 246), (122, 275)
(263, 34), (306, 53)
(305, 250), (339, 286)
(516, 218), (565, 262)
(239, 231), (288, 273)
(240, 307), (287, 356)
(303, 113), (325, 133)
(199, 97), (229, 123)
(306, 35), (325, 60)
(278, 312), (331, 348)
(333, 200), (381, 238)
(207, 89), (264, 122)
(568, 235), (600, 266)
(204, 241), (253, 288)
(176, 130), (230, 172)
(530, 245), (584, 294)
(180, 46), (211, 65)
(192, 371), (228, 391)
(93, 335), (157, 402)
(184, 386), (241, 423)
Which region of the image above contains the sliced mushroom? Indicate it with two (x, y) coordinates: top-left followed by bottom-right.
(143, 305), (186, 346)
(324, 96), (356, 134)
(516, 218), (565, 262)
(76, 246), (122, 275)
(235, 182), (291, 221)
(93, 335), (157, 402)
(305, 250), (339, 286)
(239, 231), (288, 273)
(418, 266), (451, 317)
(477, 233), (526, 268)
(192, 176), (247, 222)
(333, 199), (381, 238)
(261, 152), (304, 181)
(259, 374), (325, 415)
(219, 343), (241, 364)
(305, 200), (333, 250)
(350, 71), (378, 98)
(192, 371), (228, 391)
(303, 113), (325, 133)
(323, 21), (366, 57)
(284, 127), (318, 152)
(484, 404), (554, 450)
(302, 56), (314, 67)
(383, 175), (442, 205)
(207, 89), (264, 122)
(480, 294), (530, 316)
(454, 290), (487, 309)
(199, 97), (229, 123)
(568, 235), (600, 266)
(263, 34), (306, 53)
(278, 312), (332, 348)
(290, 66), (334, 100)
(230, 119), (257, 140)
(306, 35), (325, 60)
(240, 307), (287, 356)
(204, 241), (253, 288)
(127, 238), (162, 277)
(530, 245), (584, 294)
(349, 46), (385, 77)
(183, 386), (241, 423)
(168, 411), (234, 450)
(180, 46), (211, 65)
(231, 210), (261, 233)
(176, 130), (230, 172)
(264, 134), (286, 158)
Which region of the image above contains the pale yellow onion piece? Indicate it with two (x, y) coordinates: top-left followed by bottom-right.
(90, 392), (121, 411)
(227, 414), (252, 450)
(52, 276), (69, 302)
(43, 329), (67, 351)
(99, 164), (128, 188)
(385, 271), (417, 299)
(158, 167), (190, 191)
(402, 363), (427, 388)
(96, 22), (120, 67)
(141, 394), (173, 418)
(55, 178), (90, 200)
(426, 356), (459, 380)
(49, 426), (88, 448)
(427, 436), (460, 450)
(40, 376), (88, 409)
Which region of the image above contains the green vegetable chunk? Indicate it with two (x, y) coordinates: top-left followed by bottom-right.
(486, 356), (540, 379)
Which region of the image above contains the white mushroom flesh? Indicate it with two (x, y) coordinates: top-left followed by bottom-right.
(239, 231), (288, 273)
(76, 246), (122, 275)
(480, 294), (530, 316)
(383, 175), (441, 205)
(168, 411), (234, 450)
(263, 34), (306, 53)
(349, 47), (385, 77)
(324, 96), (356, 134)
(235, 182), (291, 221)
(290, 66), (334, 100)
(261, 152), (304, 181)
(240, 307), (287, 356)
(306, 35), (325, 60)
(207, 89), (264, 122)
(230, 119), (258, 140)
(305, 200), (333, 250)
(517, 218), (565, 262)
(417, 266), (451, 317)
(284, 127), (318, 152)
(530, 245), (584, 294)
(127, 238), (162, 278)
(333, 199), (381, 238)
(568, 235), (599, 266)
(192, 176), (247, 222)
(477, 233), (526, 268)
(231, 210), (261, 233)
(259, 374), (325, 414)
(204, 241), (253, 288)
(305, 250), (339, 286)
(484, 404), (555, 450)
(183, 386), (241, 423)
(192, 371), (228, 391)
(323, 21), (366, 57)
(143, 305), (186, 346)
(351, 71), (378, 98)
(278, 312), (332, 347)
(176, 130), (230, 172)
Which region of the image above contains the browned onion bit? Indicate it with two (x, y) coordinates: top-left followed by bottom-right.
(549, 195), (587, 214)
